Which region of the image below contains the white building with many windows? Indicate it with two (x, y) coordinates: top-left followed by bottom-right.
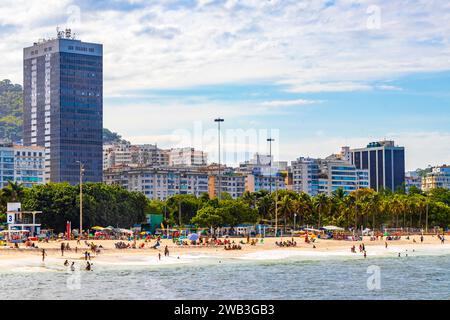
(169, 148), (207, 167)
(291, 156), (369, 196)
(104, 165), (209, 200)
(0, 143), (45, 188)
(422, 166), (450, 191)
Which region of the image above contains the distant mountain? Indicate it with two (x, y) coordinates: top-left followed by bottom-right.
(0, 79), (125, 144)
(103, 128), (129, 144)
(0, 79), (23, 142)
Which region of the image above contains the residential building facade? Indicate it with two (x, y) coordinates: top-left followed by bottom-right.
(0, 143), (45, 188)
(168, 148), (207, 167)
(104, 165), (209, 200)
(422, 166), (450, 191)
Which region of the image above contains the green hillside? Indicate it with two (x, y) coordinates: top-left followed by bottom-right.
(0, 79), (23, 142)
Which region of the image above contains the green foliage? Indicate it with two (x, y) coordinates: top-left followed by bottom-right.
(14, 183), (147, 232)
(0, 79), (23, 142)
(103, 128), (129, 144)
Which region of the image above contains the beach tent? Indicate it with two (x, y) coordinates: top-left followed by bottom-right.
(119, 229), (133, 235)
(187, 233), (199, 241)
(322, 226), (345, 232)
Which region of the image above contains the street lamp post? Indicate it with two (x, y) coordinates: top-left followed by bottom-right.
(267, 138), (277, 237)
(214, 118), (224, 201)
(76, 161), (85, 239)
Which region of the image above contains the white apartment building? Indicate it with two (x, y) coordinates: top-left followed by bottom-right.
(103, 143), (169, 170)
(0, 143), (45, 188)
(422, 166), (450, 191)
(291, 156), (369, 196)
(169, 148), (207, 167)
(104, 166), (209, 200)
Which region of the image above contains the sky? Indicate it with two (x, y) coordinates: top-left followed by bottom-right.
(1, 0), (449, 170)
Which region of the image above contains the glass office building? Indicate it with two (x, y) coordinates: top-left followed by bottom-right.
(23, 30), (103, 184)
(350, 141), (405, 192)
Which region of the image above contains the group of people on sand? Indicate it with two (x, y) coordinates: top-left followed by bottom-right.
(276, 239), (297, 247)
(224, 244), (242, 250)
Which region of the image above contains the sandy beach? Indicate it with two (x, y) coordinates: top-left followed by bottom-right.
(0, 235), (448, 269)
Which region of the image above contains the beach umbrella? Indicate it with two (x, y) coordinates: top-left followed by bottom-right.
(187, 233), (199, 241)
(91, 226), (104, 231)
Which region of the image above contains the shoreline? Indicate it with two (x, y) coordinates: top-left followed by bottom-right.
(0, 235), (448, 270)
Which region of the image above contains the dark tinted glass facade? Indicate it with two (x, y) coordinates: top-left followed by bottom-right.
(351, 145), (405, 192)
(23, 38), (103, 184)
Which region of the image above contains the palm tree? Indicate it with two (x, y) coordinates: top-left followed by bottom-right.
(2, 181), (24, 202)
(279, 195), (294, 232)
(313, 193), (329, 228)
(293, 192), (312, 226)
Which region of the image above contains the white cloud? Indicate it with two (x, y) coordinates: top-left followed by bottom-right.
(377, 85), (403, 91)
(2, 0), (450, 94)
(260, 99), (323, 107)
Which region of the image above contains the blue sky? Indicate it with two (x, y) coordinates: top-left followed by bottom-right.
(1, 0), (449, 170)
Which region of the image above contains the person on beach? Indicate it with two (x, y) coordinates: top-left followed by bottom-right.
(86, 261), (92, 271)
(61, 242), (65, 256)
(158, 253), (161, 261)
(364, 251), (367, 259)
(385, 242), (388, 249)
(70, 262), (75, 272)
(42, 249), (47, 262)
(64, 260), (69, 267)
(84, 251), (89, 261)
(420, 235), (424, 243)
(164, 245), (169, 257)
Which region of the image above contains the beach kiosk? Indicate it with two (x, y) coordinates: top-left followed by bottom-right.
(6, 202), (42, 241)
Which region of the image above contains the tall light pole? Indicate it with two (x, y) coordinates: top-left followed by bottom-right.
(267, 138), (277, 237)
(76, 161), (84, 238)
(214, 118), (224, 201)
(267, 138), (275, 194)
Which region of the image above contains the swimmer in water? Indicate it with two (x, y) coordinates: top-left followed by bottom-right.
(70, 262), (75, 272)
(86, 261), (92, 271)
(64, 260), (69, 267)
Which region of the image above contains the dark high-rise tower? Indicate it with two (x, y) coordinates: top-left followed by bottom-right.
(350, 140), (405, 192)
(23, 29), (103, 184)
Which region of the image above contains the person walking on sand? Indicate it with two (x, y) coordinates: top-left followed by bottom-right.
(158, 253), (161, 261)
(60, 242), (65, 256)
(42, 249), (47, 262)
(364, 251), (367, 259)
(84, 251), (89, 261)
(420, 235), (424, 243)
(385, 242), (388, 249)
(164, 245), (169, 257)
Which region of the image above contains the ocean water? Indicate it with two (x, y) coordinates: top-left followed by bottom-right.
(0, 252), (449, 300)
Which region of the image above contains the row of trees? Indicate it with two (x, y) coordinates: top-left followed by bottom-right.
(1, 181), (450, 233)
(149, 187), (450, 232)
(0, 182), (148, 232)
